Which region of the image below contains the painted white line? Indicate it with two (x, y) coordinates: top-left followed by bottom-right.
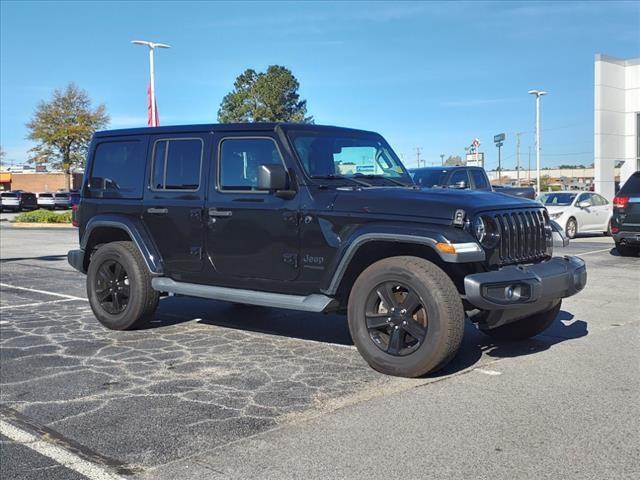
(575, 247), (612, 256)
(0, 298), (79, 311)
(0, 420), (125, 480)
(0, 283), (86, 301)
(476, 368), (502, 376)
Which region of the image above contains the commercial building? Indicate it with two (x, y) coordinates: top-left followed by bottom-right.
(594, 54), (640, 199)
(0, 171), (83, 192)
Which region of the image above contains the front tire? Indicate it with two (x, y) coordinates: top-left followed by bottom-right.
(481, 302), (561, 341)
(565, 218), (577, 239)
(348, 256), (464, 378)
(87, 241), (159, 330)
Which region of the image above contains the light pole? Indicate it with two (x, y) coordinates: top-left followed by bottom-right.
(528, 89), (547, 195)
(132, 40), (171, 127)
(440, 154), (445, 166)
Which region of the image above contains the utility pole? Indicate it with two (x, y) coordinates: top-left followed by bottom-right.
(516, 132), (523, 185)
(440, 154), (445, 166)
(415, 147), (423, 168)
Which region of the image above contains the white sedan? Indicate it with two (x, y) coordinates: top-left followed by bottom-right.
(538, 191), (613, 239)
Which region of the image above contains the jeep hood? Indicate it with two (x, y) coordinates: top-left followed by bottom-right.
(331, 187), (540, 220)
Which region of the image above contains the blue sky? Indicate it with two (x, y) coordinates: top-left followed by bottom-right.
(1, 1), (639, 170)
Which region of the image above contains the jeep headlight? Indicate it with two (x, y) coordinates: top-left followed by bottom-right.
(473, 216), (500, 248)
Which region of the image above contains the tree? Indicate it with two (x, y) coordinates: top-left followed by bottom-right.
(26, 83), (109, 190)
(444, 155), (464, 166)
(218, 65), (312, 123)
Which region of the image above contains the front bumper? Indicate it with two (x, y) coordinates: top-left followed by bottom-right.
(67, 249), (86, 274)
(464, 256), (586, 328)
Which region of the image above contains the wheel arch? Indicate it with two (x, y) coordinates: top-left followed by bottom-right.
(80, 216), (164, 275)
(323, 235), (483, 306)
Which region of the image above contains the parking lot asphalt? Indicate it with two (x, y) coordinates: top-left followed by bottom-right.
(1, 225), (638, 479)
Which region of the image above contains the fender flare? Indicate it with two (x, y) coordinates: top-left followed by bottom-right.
(320, 223), (484, 295)
(81, 215), (164, 275)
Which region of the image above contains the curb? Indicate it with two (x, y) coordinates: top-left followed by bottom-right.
(8, 222), (75, 229)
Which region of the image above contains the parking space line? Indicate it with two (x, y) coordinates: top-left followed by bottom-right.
(575, 247), (613, 256)
(0, 298), (80, 311)
(0, 420), (125, 480)
(0, 283), (86, 301)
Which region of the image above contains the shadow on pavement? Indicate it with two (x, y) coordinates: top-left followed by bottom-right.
(147, 297), (588, 377)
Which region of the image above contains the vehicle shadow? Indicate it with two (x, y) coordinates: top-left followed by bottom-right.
(150, 297), (587, 376)
(434, 310), (588, 377)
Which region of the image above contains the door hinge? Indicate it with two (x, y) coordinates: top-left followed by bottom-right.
(282, 253), (298, 268)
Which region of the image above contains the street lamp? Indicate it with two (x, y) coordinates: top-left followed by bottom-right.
(528, 89), (547, 195)
(131, 40), (171, 127)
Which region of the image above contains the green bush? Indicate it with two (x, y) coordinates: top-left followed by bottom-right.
(12, 209), (72, 224)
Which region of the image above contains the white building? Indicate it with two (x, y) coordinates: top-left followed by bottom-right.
(594, 54), (640, 199)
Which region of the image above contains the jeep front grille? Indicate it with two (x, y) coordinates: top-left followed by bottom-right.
(493, 209), (548, 265)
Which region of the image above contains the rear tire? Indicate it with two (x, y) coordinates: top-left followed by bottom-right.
(615, 242), (639, 257)
(565, 218), (577, 239)
(481, 302), (561, 341)
(347, 256), (464, 378)
(87, 241), (159, 330)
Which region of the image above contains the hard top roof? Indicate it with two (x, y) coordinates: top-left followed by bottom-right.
(94, 123), (379, 138)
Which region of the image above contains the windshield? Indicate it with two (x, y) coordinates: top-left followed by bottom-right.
(539, 192), (577, 206)
(289, 131), (412, 185)
(412, 169), (448, 188)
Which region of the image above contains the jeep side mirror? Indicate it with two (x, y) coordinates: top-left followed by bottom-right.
(577, 200), (591, 209)
(258, 164), (288, 191)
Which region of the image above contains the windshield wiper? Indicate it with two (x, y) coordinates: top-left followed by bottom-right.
(311, 174), (372, 187)
(356, 175), (411, 187)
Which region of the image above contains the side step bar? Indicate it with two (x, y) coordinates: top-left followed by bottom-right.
(151, 277), (335, 313)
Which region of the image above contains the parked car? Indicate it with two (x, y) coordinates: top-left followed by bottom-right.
(409, 166), (536, 199)
(0, 191), (37, 212)
(611, 171), (640, 256)
(54, 192), (71, 209)
(538, 191), (612, 239)
(68, 123), (587, 378)
(36, 192), (56, 209)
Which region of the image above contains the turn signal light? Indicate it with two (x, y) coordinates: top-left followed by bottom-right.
(613, 196), (629, 209)
(435, 243), (457, 254)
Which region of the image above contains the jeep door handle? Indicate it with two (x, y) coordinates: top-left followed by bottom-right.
(147, 207), (168, 215)
(208, 208), (232, 217)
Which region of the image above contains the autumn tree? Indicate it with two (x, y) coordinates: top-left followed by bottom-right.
(218, 65), (312, 123)
(26, 83), (109, 189)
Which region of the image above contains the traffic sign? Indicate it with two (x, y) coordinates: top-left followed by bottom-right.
(494, 133), (505, 143)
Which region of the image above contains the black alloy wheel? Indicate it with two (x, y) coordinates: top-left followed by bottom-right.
(365, 281), (428, 356)
(94, 259), (130, 314)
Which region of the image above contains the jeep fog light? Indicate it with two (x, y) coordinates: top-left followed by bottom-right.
(483, 283), (532, 304)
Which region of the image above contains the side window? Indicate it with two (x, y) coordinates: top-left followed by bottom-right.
(470, 169), (489, 189)
(151, 139), (202, 191)
(219, 138), (283, 191)
(577, 193), (591, 204)
(90, 140), (145, 198)
(448, 170), (469, 188)
(593, 194), (608, 206)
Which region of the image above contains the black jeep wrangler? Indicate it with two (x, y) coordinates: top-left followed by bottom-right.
(68, 123), (587, 377)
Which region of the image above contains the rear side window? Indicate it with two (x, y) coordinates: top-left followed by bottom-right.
(470, 169), (489, 189)
(39, 193), (53, 198)
(90, 140), (146, 198)
(151, 139), (203, 191)
(619, 172), (640, 195)
(1, 193), (18, 198)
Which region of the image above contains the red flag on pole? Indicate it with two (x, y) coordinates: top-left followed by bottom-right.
(147, 83), (159, 127)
